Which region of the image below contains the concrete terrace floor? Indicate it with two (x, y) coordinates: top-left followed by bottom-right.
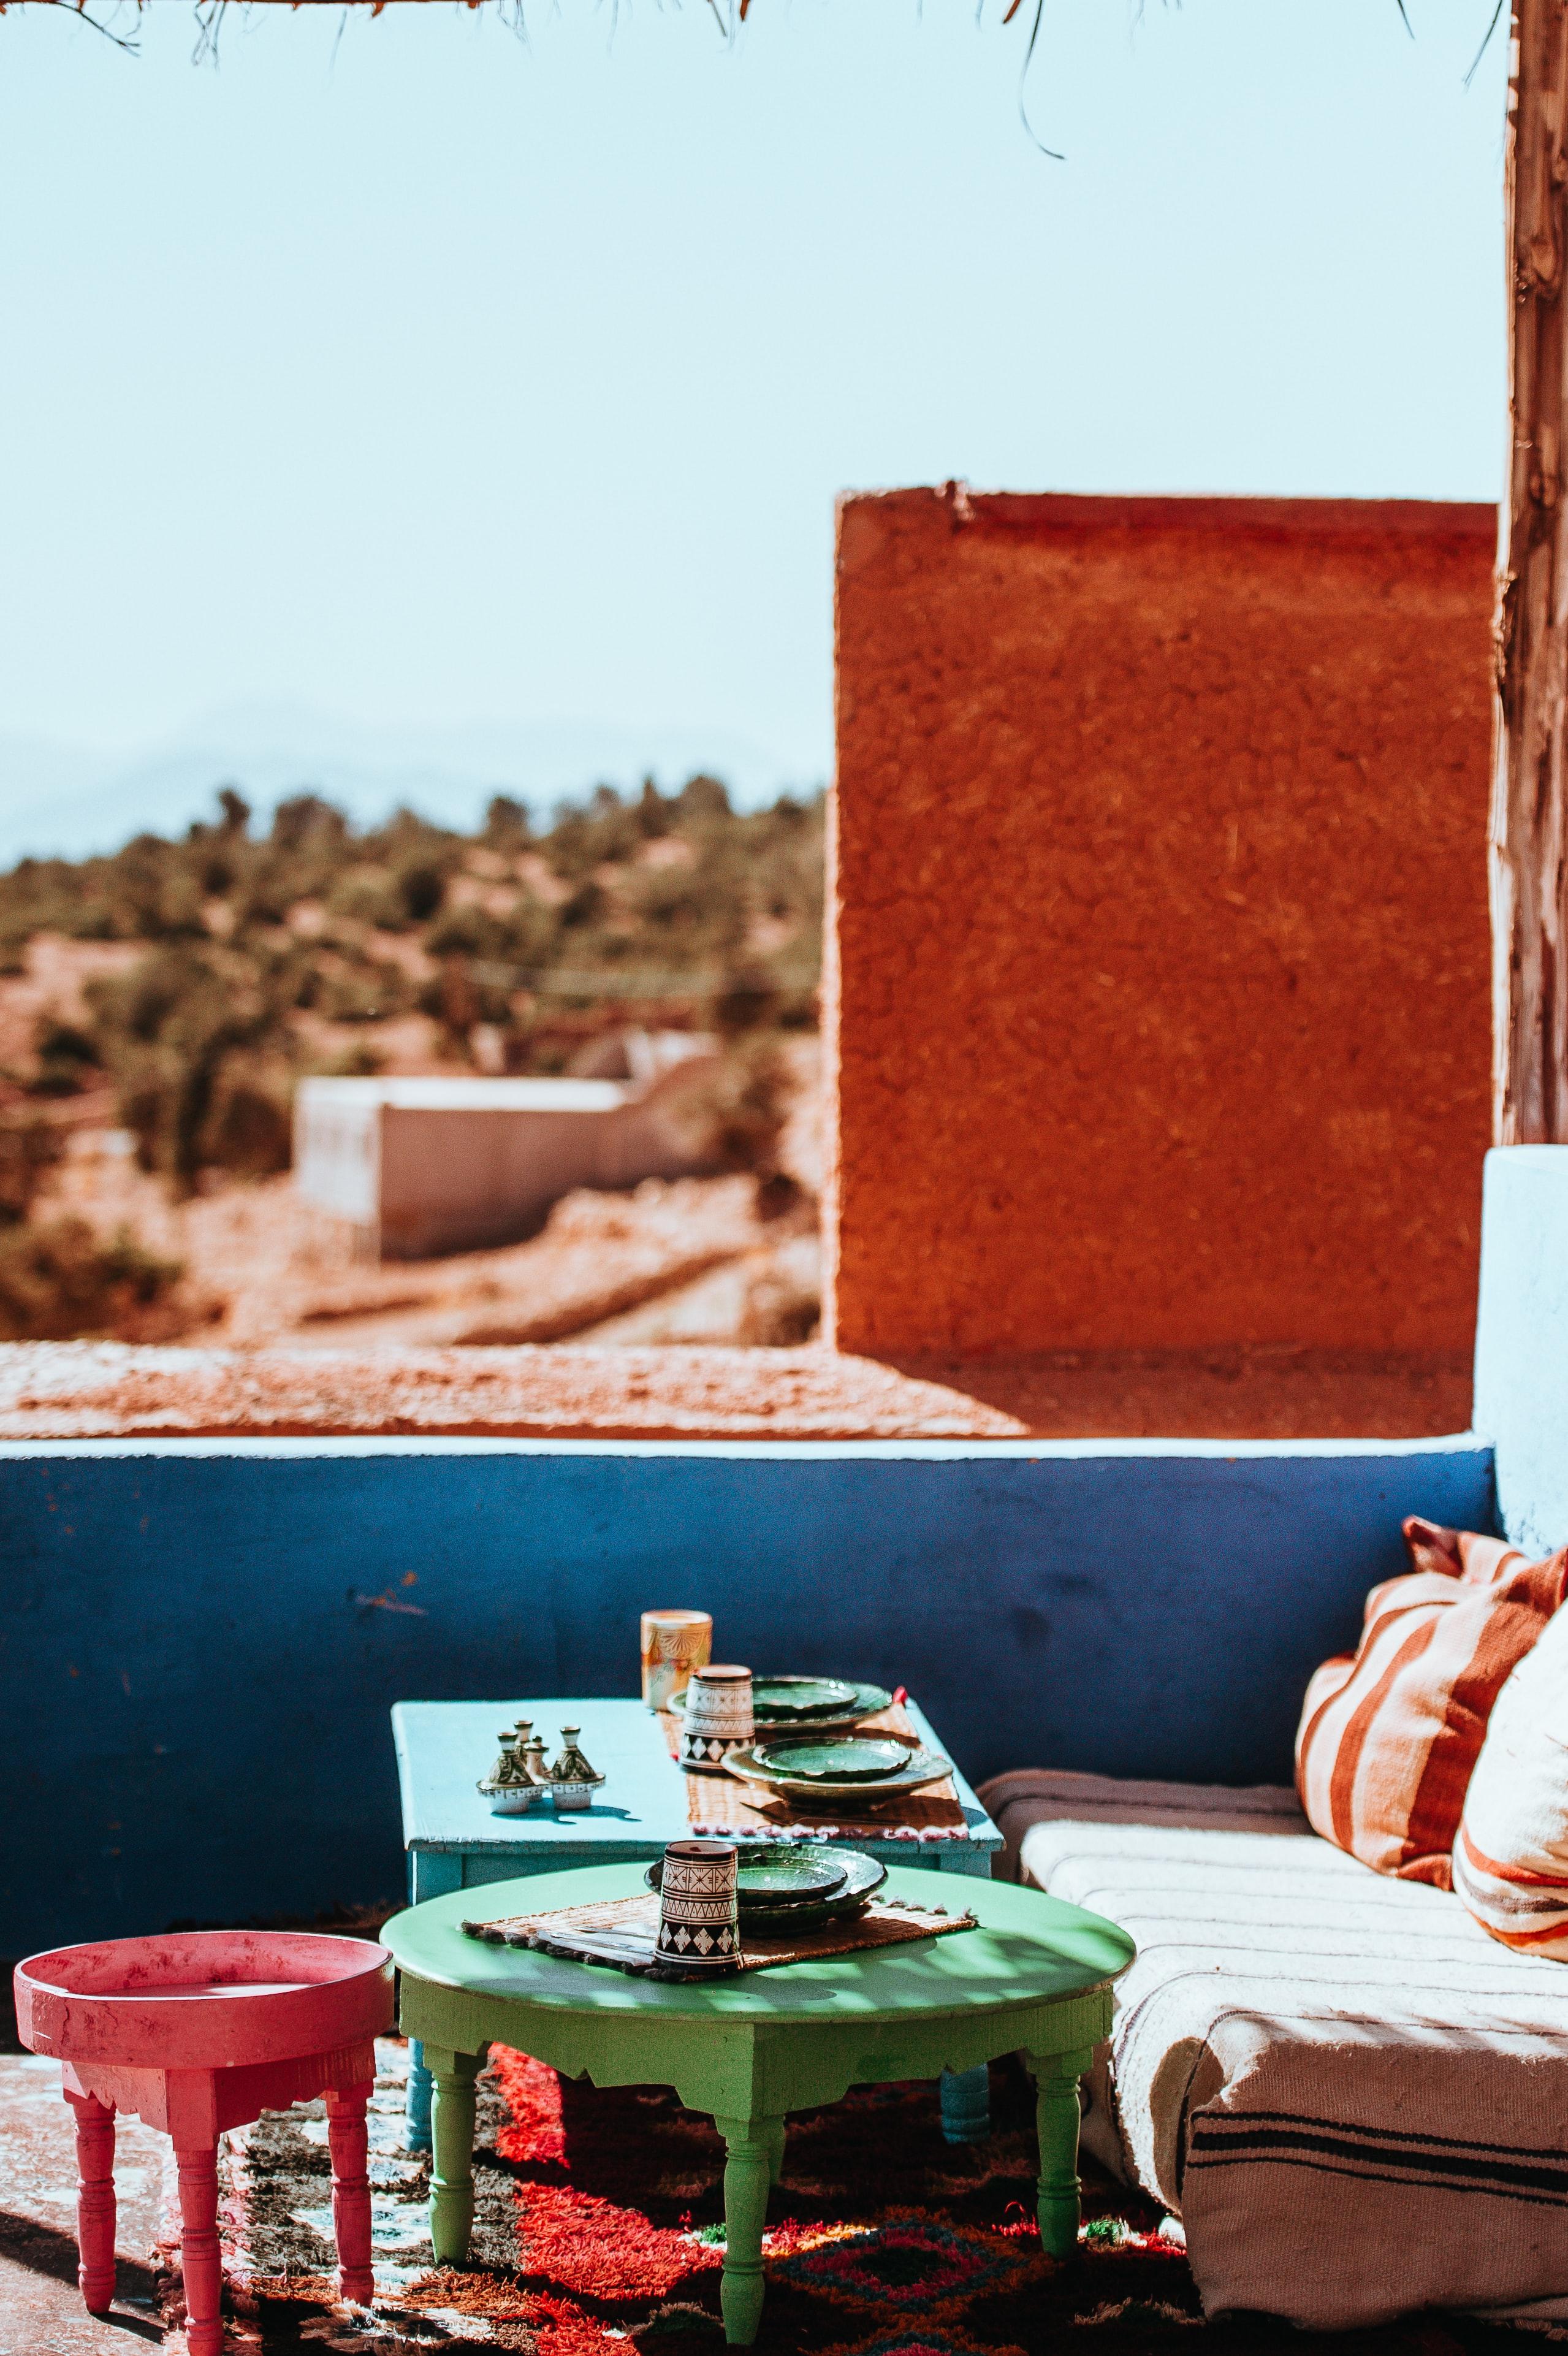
(0, 2054), (168, 2356)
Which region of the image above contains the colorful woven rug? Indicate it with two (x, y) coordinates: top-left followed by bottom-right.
(222, 2041), (1534, 2355)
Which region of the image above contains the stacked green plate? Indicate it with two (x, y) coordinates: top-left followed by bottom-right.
(721, 1740), (954, 1808)
(750, 1677), (859, 1720)
(669, 1677), (893, 1737)
(644, 1842), (888, 1931)
(753, 1737), (911, 1783)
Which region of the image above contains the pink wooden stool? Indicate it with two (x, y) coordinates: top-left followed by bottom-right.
(13, 1929), (395, 2355)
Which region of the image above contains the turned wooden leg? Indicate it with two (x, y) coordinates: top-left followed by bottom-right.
(428, 2045), (482, 2266)
(763, 2117), (786, 2187)
(714, 2114), (778, 2346)
(326, 2080), (376, 2305)
(1028, 2048), (1090, 2259)
(66, 2092), (116, 2314)
(406, 2038), (433, 2153)
(939, 2063), (992, 2145)
(174, 2140), (224, 2356)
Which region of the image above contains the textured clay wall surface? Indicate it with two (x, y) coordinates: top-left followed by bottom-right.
(830, 489), (1496, 1357)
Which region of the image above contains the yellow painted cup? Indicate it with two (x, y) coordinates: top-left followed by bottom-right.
(641, 1609), (713, 1712)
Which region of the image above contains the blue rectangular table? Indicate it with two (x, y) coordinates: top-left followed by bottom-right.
(390, 1694), (1003, 2146)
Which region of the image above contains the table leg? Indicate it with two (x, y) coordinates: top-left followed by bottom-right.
(428, 2046), (482, 2266)
(714, 2113), (778, 2346)
(763, 2117), (786, 2186)
(65, 2091), (116, 2314)
(173, 2138), (223, 2356)
(406, 2039), (433, 2152)
(939, 2063), (991, 2144)
(326, 2081), (376, 2305)
(1027, 2048), (1090, 2259)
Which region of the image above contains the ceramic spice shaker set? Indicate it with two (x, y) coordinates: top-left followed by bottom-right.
(478, 1718), (605, 1813)
(478, 1609), (755, 1815)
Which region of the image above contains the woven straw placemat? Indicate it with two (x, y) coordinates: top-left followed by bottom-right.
(660, 1701), (972, 1843)
(460, 1891), (975, 1979)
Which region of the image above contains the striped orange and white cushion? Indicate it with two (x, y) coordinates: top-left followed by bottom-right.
(1294, 1518), (1566, 1888)
(1455, 1599), (1568, 1955)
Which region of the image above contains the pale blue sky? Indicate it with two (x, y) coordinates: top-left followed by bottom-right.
(0, 0), (1509, 834)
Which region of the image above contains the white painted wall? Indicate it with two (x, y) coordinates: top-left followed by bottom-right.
(1472, 1145), (1568, 1555)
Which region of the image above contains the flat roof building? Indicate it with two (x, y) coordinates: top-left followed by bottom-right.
(295, 1054), (720, 1259)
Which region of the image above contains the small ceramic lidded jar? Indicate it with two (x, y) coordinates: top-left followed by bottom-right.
(548, 1726), (606, 1810)
(680, 1664), (755, 1772)
(478, 1720), (548, 1815)
(656, 1839), (740, 1973)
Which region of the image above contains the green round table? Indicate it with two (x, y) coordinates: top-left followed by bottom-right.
(382, 1861), (1134, 2346)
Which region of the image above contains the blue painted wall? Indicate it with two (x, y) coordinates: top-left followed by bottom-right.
(0, 1436), (1491, 1956)
(1474, 1145), (1568, 1557)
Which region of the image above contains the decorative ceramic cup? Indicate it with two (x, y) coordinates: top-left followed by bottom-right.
(641, 1609), (713, 1712)
(655, 1839), (740, 1972)
(680, 1664), (755, 1772)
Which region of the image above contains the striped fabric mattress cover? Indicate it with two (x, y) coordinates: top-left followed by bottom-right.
(978, 1769), (1568, 2330)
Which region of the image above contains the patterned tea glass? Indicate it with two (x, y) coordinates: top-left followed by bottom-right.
(641, 1609), (714, 1712)
(656, 1839), (740, 1972)
(680, 1664), (755, 1772)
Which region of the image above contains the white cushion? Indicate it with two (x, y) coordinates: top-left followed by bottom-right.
(1455, 1603), (1568, 1958)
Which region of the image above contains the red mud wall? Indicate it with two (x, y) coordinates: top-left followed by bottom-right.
(828, 489), (1496, 1358)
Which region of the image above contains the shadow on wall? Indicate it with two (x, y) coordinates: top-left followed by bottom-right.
(879, 1348), (1475, 1443)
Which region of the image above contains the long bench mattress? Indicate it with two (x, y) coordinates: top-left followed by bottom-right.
(979, 1768), (1568, 2330)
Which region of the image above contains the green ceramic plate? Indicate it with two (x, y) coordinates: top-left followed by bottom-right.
(669, 1679), (894, 1731)
(722, 1746), (954, 1807)
(752, 1737), (911, 1784)
(644, 1843), (883, 1927)
(741, 1895), (871, 1933)
(739, 1848), (888, 1931)
(645, 1842), (848, 1908)
(735, 1853), (847, 1899)
(750, 1676), (859, 1719)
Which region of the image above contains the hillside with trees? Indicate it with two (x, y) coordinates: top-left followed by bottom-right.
(0, 778), (824, 1340)
(0, 776), (821, 1179)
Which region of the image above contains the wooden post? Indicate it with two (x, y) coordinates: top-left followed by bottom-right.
(1494, 1), (1568, 1142)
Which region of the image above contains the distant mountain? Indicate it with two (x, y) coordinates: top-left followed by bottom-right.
(0, 704), (811, 866)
